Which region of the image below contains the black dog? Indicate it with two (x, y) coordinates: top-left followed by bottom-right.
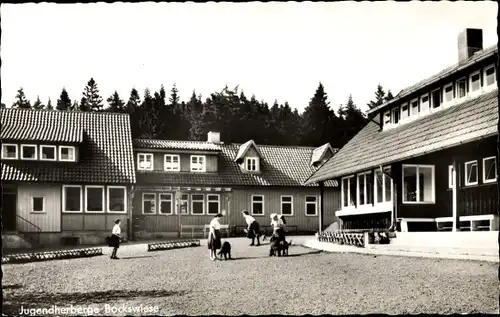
(218, 241), (231, 260)
(269, 237), (292, 257)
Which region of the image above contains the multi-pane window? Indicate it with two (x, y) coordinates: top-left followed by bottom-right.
(484, 65), (496, 87)
(190, 155), (206, 172)
(191, 194), (204, 215)
(179, 194), (189, 214)
(40, 145), (56, 161)
(63, 185), (82, 213)
(305, 196), (317, 216)
(251, 195), (264, 215)
(483, 157), (497, 183)
(85, 186), (104, 213)
(142, 193), (156, 214)
(281, 196), (293, 215)
(456, 78), (467, 99)
(470, 72), (481, 92)
(341, 176), (356, 208)
(32, 197), (44, 213)
(420, 94), (430, 113)
(443, 84), (453, 103)
(137, 153), (153, 170)
(245, 157), (258, 171)
(1, 144), (18, 159)
(383, 111), (391, 126)
(401, 103), (409, 121)
(164, 155), (180, 171)
(464, 161), (478, 186)
(431, 89), (441, 109)
(108, 186), (126, 213)
(357, 172), (373, 206)
(402, 165), (434, 203)
(391, 107), (400, 125)
(159, 193), (173, 214)
(207, 195), (220, 215)
(375, 168), (393, 204)
(21, 145), (37, 160)
(410, 99), (419, 116)
(59, 146), (75, 161)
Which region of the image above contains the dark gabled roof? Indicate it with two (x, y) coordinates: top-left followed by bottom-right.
(305, 90), (498, 184)
(367, 45), (498, 115)
(1, 109), (136, 184)
(234, 139), (262, 162)
(136, 143), (338, 187)
(133, 139), (222, 151)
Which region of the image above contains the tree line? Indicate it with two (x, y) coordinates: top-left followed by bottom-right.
(3, 78), (395, 149)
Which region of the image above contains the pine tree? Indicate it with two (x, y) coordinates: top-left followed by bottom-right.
(168, 84), (179, 107)
(33, 96), (45, 110)
(72, 100), (79, 111)
(126, 88), (142, 138)
(46, 98), (54, 110)
(106, 91), (125, 113)
(80, 97), (90, 111)
(82, 78), (104, 111)
(185, 91), (205, 141)
(12, 88), (31, 109)
(338, 94), (368, 147)
(385, 90), (394, 102)
(367, 84), (386, 109)
(56, 88), (72, 111)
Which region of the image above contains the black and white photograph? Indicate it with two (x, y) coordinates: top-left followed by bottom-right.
(1, 1), (498, 316)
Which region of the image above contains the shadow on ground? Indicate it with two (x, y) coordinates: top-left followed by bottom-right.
(227, 250), (323, 261)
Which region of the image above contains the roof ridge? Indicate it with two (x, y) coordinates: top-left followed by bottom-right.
(0, 108), (130, 116)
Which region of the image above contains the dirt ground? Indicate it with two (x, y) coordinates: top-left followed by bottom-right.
(2, 237), (498, 315)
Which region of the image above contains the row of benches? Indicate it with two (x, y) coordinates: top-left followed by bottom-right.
(180, 224), (299, 238)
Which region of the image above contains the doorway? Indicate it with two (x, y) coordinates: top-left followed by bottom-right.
(2, 189), (17, 231)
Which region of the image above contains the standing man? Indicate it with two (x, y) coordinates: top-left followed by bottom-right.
(242, 210), (261, 246)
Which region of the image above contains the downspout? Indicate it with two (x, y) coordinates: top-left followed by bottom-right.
(379, 165), (396, 231)
(128, 185), (136, 241)
(319, 181), (325, 233)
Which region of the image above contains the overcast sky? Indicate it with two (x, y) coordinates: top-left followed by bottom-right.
(1, 2), (497, 113)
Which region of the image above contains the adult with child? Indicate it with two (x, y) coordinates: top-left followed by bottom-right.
(208, 213), (223, 260)
(241, 210), (261, 246)
(270, 213), (286, 242)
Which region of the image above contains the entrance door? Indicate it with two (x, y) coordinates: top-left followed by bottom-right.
(2, 192), (17, 231)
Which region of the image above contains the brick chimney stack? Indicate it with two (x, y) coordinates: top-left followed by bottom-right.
(458, 28), (483, 65)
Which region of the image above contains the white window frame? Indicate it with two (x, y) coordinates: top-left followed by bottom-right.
(410, 98), (419, 118)
(482, 156), (497, 184)
(483, 64), (496, 88)
(456, 77), (467, 100)
(2, 143), (18, 160)
(400, 103), (409, 122)
(374, 168), (393, 205)
(402, 164), (435, 204)
(383, 110), (391, 129)
(21, 144), (38, 160)
(305, 196), (318, 216)
(137, 153), (154, 171)
(464, 160), (479, 186)
(280, 195), (294, 216)
(190, 155), (206, 172)
(62, 185), (83, 213)
(107, 186), (127, 214)
(391, 107), (400, 125)
(59, 146), (76, 162)
(448, 165), (454, 189)
(84, 185), (105, 213)
(443, 83), (454, 105)
(40, 145), (57, 161)
(251, 195), (265, 215)
(420, 94), (430, 114)
(431, 88), (442, 109)
(31, 196), (45, 213)
(164, 154), (180, 171)
(207, 194), (220, 215)
(179, 194), (189, 214)
(357, 171), (372, 206)
(159, 193), (174, 215)
(341, 175), (355, 209)
(245, 157), (258, 171)
(469, 70), (481, 94)
(142, 193), (157, 214)
(191, 193), (205, 215)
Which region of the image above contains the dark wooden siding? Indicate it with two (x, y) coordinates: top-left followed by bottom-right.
(458, 183), (497, 216)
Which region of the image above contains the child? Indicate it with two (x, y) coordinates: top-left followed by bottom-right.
(208, 213), (223, 260)
(110, 219), (121, 259)
(242, 210), (261, 246)
(270, 213), (286, 242)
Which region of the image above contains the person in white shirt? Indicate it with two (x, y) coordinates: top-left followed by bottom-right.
(208, 213), (223, 260)
(110, 219), (121, 259)
(242, 210), (261, 246)
(270, 213), (285, 242)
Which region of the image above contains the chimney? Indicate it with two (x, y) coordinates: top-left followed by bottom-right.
(207, 131), (221, 143)
(458, 28), (483, 65)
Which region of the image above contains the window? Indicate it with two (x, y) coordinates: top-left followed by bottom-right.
(85, 186), (104, 213)
(63, 185), (82, 213)
(190, 155), (206, 172)
(341, 176), (356, 208)
(391, 107), (400, 125)
(410, 98), (419, 117)
(108, 186), (126, 213)
(137, 153), (153, 170)
(281, 196), (293, 215)
(40, 145), (56, 161)
(357, 172), (373, 206)
(142, 193), (156, 214)
(179, 194), (189, 214)
(21, 144), (37, 160)
(464, 161), (478, 186)
(245, 157), (258, 171)
(470, 71), (481, 93)
(456, 77), (467, 99)
(207, 194), (220, 215)
(420, 94), (430, 113)
(484, 65), (496, 87)
(402, 165), (435, 203)
(2, 144), (18, 159)
(483, 157), (497, 183)
(374, 168), (393, 204)
(191, 194), (204, 215)
(383, 111), (391, 126)
(32, 197), (44, 213)
(305, 196), (318, 216)
(59, 146), (76, 162)
(401, 103), (409, 121)
(443, 84), (453, 103)
(431, 89), (441, 109)
(448, 165), (454, 189)
(164, 155), (180, 171)
(159, 193), (173, 214)
(251, 195), (264, 215)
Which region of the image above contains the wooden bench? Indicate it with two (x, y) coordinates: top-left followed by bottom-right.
(203, 224), (230, 238)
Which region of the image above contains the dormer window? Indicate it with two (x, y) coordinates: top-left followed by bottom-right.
(391, 107), (400, 125)
(410, 98), (419, 116)
(383, 111), (391, 126)
(456, 77), (467, 99)
(2, 144), (18, 160)
(420, 94), (430, 114)
(40, 145), (56, 161)
(443, 84), (453, 103)
(484, 65), (496, 87)
(431, 89), (441, 109)
(59, 146), (76, 162)
(190, 155), (206, 172)
(164, 154), (180, 171)
(401, 103), (409, 121)
(245, 157), (258, 171)
(137, 153), (153, 170)
(21, 144), (38, 160)
(470, 71), (481, 93)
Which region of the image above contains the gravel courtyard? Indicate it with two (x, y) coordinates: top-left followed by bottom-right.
(3, 237), (498, 315)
